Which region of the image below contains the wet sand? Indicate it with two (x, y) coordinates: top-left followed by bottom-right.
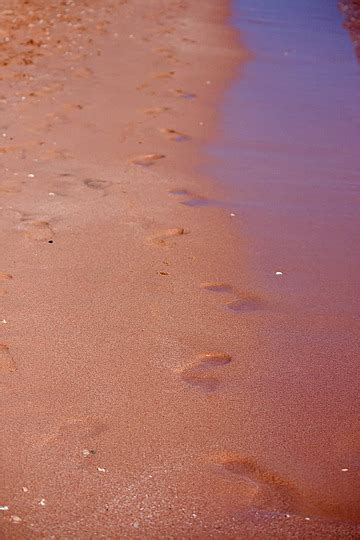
(0, 0), (359, 538)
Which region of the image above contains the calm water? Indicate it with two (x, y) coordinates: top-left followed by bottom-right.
(209, 0), (360, 524)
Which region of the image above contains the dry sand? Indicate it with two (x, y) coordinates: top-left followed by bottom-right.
(0, 0), (359, 538)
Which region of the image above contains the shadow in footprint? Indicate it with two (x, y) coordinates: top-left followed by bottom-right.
(160, 128), (191, 142)
(0, 272), (12, 282)
(154, 71), (175, 79)
(131, 154), (165, 167)
(143, 107), (171, 116)
(168, 189), (212, 207)
(0, 343), (17, 373)
(171, 89), (197, 100)
(83, 178), (112, 192)
(210, 452), (303, 513)
(201, 282), (233, 294)
(180, 352), (232, 393)
(227, 295), (265, 313)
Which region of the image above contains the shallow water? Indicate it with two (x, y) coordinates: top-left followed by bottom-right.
(209, 0), (360, 525)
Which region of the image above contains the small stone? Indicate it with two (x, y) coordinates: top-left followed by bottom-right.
(97, 467), (106, 472)
(341, 468), (349, 472)
(275, 271), (283, 275)
(230, 213), (236, 217)
(0, 506), (9, 511)
(28, 173), (35, 178)
(305, 517), (310, 521)
(22, 487), (29, 493)
(39, 498), (46, 506)
(132, 521), (139, 528)
(11, 515), (22, 523)
(83, 448), (96, 457)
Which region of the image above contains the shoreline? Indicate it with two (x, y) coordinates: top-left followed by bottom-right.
(1, 0), (359, 537)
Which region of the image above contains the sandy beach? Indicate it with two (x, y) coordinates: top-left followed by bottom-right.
(0, 0), (359, 538)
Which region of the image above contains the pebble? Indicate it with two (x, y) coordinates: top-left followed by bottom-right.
(0, 506), (9, 511)
(341, 468), (349, 472)
(11, 515), (22, 523)
(275, 271), (283, 275)
(97, 467), (106, 472)
(39, 498), (46, 506)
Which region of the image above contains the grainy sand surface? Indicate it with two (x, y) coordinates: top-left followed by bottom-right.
(0, 1), (359, 538)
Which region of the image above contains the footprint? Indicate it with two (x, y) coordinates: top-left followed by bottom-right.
(171, 89), (197, 100)
(143, 107), (171, 116)
(0, 343), (17, 373)
(0, 272), (12, 282)
(39, 417), (107, 447)
(153, 71), (175, 79)
(179, 352), (232, 393)
(19, 220), (54, 242)
(160, 128), (190, 142)
(131, 154), (165, 167)
(201, 282), (233, 294)
(83, 178), (112, 191)
(151, 227), (189, 246)
(209, 452), (302, 513)
(169, 188), (192, 197)
(168, 189), (211, 207)
(198, 352), (232, 367)
(0, 184), (21, 195)
(180, 370), (220, 392)
(226, 294), (265, 313)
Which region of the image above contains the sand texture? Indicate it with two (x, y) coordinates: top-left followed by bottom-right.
(0, 0), (359, 538)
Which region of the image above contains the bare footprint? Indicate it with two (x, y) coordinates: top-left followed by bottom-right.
(153, 71), (175, 79)
(203, 283), (266, 313)
(0, 343), (17, 373)
(171, 89), (196, 100)
(169, 188), (192, 197)
(83, 178), (112, 192)
(39, 417), (107, 447)
(143, 106), (171, 116)
(227, 294), (265, 313)
(160, 128), (190, 142)
(168, 189), (211, 207)
(19, 220), (54, 242)
(151, 227), (189, 246)
(209, 452), (302, 513)
(0, 272), (12, 282)
(131, 154), (165, 167)
(201, 282), (233, 294)
(179, 352), (232, 393)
